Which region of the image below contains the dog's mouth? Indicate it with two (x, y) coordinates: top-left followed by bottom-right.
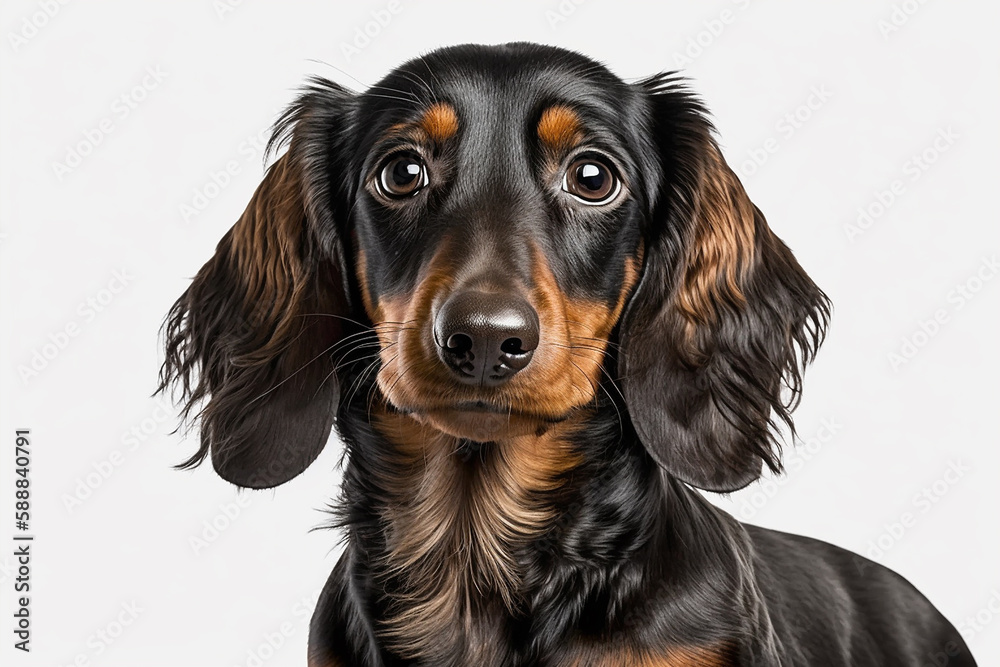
(450, 400), (560, 416)
(398, 401), (572, 442)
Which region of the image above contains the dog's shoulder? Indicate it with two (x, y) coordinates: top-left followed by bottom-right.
(744, 524), (975, 666)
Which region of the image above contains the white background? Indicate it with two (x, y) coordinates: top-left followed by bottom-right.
(1, 1), (998, 665)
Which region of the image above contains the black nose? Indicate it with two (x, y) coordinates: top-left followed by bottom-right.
(434, 291), (540, 386)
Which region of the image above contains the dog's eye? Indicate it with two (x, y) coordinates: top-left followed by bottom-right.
(562, 157), (620, 205)
(378, 153), (428, 198)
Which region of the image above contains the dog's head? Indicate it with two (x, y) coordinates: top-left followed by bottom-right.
(160, 43), (829, 493)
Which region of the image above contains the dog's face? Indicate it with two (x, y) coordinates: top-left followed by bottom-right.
(351, 47), (651, 441)
(161, 43), (828, 492)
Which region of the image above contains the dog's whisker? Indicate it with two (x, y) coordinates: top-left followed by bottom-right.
(550, 340), (614, 358)
(295, 312), (373, 329)
(243, 332), (359, 407)
(562, 326), (623, 351)
(305, 59), (370, 93)
(312, 339), (388, 403)
(327, 333), (382, 365)
(344, 355), (385, 411)
(382, 362), (410, 405)
(366, 353), (399, 422)
(334, 344), (390, 374)
(565, 356), (598, 406)
(585, 359), (627, 439)
(391, 70), (438, 104)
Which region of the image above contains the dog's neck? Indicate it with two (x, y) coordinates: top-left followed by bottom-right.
(336, 399), (705, 663)
(371, 407), (584, 633)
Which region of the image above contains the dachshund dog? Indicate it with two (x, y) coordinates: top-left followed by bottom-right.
(160, 43), (975, 666)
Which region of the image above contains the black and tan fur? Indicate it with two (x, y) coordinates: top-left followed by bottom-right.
(160, 43), (975, 666)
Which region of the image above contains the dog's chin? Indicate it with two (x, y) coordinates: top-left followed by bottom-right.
(408, 407), (558, 442)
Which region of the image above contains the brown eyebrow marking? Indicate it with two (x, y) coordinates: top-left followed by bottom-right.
(537, 105), (583, 152)
(419, 102), (459, 142)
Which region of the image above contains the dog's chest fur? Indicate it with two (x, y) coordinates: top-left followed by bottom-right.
(369, 410), (578, 663)
(350, 410), (734, 667)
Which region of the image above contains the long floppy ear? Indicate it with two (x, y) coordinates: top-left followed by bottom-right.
(159, 79), (357, 489)
(619, 76), (830, 492)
